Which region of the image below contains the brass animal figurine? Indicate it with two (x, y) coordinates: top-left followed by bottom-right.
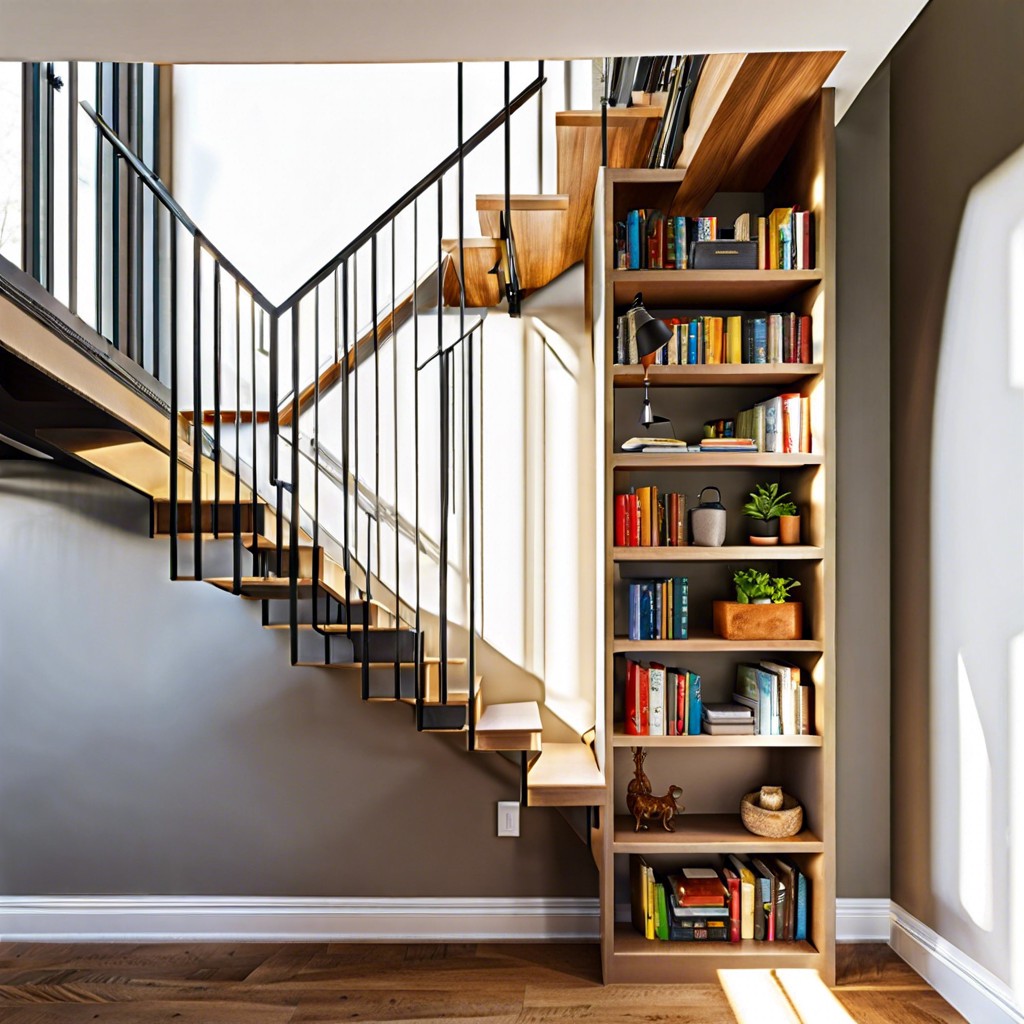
(626, 747), (652, 822)
(631, 785), (685, 832)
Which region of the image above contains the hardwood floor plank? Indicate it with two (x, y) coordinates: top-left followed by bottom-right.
(0, 942), (966, 1024)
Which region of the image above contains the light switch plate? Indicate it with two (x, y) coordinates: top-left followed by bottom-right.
(497, 800), (520, 837)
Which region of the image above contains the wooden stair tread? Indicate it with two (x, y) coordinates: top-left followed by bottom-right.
(441, 239), (501, 308)
(307, 657), (467, 668)
(475, 194), (569, 212)
(527, 741), (605, 807)
(474, 701), (542, 753)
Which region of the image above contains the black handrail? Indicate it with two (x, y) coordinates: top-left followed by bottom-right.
(276, 68), (547, 315)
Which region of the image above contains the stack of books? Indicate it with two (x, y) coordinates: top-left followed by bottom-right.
(701, 703), (755, 735)
(699, 437), (758, 454)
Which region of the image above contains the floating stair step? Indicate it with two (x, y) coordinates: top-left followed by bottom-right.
(526, 741), (605, 808)
(287, 626), (422, 666)
(261, 594), (385, 628)
(474, 701), (542, 752)
(475, 193), (569, 212)
(155, 499), (264, 536)
(205, 576), (342, 601)
(421, 702), (469, 732)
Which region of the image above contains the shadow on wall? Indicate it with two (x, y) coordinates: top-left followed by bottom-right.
(931, 141), (1024, 991)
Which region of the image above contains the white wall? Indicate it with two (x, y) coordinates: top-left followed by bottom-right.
(931, 141), (1024, 1001)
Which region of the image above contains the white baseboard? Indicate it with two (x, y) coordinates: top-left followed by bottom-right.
(890, 904), (1024, 1024)
(0, 896), (600, 942)
(836, 897), (891, 941)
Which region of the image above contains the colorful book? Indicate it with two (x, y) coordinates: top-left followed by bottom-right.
(686, 671), (702, 736)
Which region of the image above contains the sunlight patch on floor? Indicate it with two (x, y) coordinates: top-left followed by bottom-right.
(719, 969), (857, 1024)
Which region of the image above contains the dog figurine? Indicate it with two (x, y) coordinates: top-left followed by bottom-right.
(631, 785), (685, 832)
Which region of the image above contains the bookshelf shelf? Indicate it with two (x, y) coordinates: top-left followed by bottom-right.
(612, 925), (818, 961)
(611, 727), (822, 748)
(612, 453), (823, 470)
(612, 814), (823, 854)
(596, 86), (836, 985)
(610, 269), (821, 306)
(613, 632), (824, 654)
(612, 364), (823, 387)
(613, 545), (824, 562)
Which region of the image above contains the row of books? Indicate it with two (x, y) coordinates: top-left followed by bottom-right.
(605, 56), (708, 170)
(631, 856), (809, 942)
(615, 487), (686, 547)
(624, 660), (701, 736)
(615, 312), (813, 365)
(736, 662), (813, 736)
(627, 579), (689, 641)
(615, 212), (717, 271)
(736, 393), (811, 454)
(615, 208), (815, 271)
(686, 210), (815, 271)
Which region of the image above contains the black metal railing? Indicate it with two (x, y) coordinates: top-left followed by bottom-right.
(16, 59), (547, 743)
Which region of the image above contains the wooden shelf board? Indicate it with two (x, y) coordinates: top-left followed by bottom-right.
(613, 545), (823, 562)
(612, 814), (823, 853)
(611, 727), (822, 748)
(612, 364), (823, 387)
(612, 631), (823, 654)
(610, 269), (822, 306)
(612, 452), (823, 470)
(613, 925), (818, 960)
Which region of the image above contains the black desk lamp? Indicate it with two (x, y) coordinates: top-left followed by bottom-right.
(626, 293), (673, 428)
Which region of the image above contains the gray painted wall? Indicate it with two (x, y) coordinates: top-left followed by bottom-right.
(0, 463), (596, 896)
(834, 65), (892, 899)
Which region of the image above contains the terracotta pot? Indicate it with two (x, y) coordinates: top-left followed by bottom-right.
(779, 514), (801, 545)
(713, 600), (803, 640)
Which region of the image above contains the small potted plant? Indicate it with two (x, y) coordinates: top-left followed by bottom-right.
(713, 568), (803, 640)
(741, 483), (797, 546)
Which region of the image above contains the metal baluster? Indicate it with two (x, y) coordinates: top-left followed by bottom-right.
(413, 197), (422, 729)
(191, 234), (203, 578)
(251, 303), (260, 576)
(232, 278), (242, 595)
(152, 65), (160, 381)
(68, 62), (77, 316)
(313, 284), (323, 649)
(168, 209), (178, 580)
(341, 259), (353, 638)
(362, 512), (372, 701)
(111, 64), (120, 351)
(270, 311), (283, 577)
(392, 218), (400, 701)
(467, 323), (476, 748)
(289, 304), (301, 665)
(353, 254), (360, 575)
(437, 177), (448, 706)
(212, 261), (222, 538)
(371, 235), (381, 591)
(95, 64), (103, 337)
(601, 57), (609, 167)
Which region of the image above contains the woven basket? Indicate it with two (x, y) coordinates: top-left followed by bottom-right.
(740, 790), (803, 838)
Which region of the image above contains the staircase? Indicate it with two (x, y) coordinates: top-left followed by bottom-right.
(0, 59), (608, 818)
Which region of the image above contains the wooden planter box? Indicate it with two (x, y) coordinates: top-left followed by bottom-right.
(713, 601), (803, 641)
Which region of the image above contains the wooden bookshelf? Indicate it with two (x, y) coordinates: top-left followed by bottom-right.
(613, 545), (824, 562)
(594, 89), (836, 984)
(612, 363), (823, 387)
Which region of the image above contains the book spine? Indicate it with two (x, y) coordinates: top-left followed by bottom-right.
(649, 665), (665, 736)
(725, 873), (741, 942)
(627, 210), (641, 270)
(687, 671), (702, 736)
(614, 494), (627, 547)
(800, 396), (811, 452)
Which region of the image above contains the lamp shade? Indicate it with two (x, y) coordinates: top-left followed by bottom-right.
(627, 293), (673, 359)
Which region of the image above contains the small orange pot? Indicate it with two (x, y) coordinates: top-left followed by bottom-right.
(779, 514), (801, 545)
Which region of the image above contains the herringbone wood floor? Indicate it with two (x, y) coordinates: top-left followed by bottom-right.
(0, 941), (965, 1023)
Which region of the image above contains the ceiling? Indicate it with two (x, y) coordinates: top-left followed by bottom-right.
(0, 0), (927, 119)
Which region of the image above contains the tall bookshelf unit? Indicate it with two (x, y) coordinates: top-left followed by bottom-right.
(593, 91), (836, 984)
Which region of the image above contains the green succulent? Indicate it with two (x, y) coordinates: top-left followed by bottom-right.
(733, 568), (801, 604)
(741, 482), (797, 520)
